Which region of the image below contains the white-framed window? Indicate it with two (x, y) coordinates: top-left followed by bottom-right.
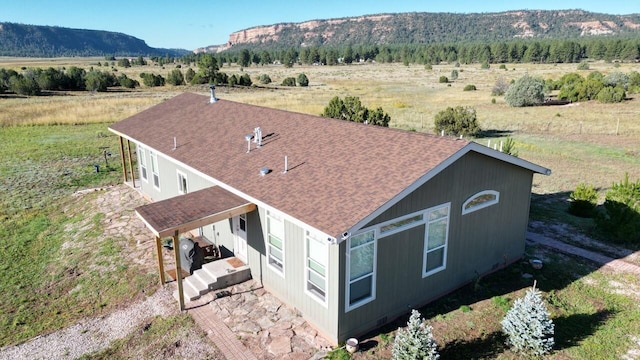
(305, 230), (328, 306)
(346, 229), (376, 311)
(150, 150), (160, 189)
(177, 170), (188, 194)
(423, 204), (450, 277)
(462, 190), (499, 215)
(138, 146), (148, 181)
(266, 210), (285, 276)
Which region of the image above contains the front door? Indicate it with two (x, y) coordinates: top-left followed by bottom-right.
(233, 213), (248, 263)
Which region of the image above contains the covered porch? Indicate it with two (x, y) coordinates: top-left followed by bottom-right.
(135, 186), (256, 310)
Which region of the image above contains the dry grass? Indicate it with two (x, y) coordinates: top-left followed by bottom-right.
(2, 58), (639, 195)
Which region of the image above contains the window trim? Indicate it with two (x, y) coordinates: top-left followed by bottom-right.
(150, 150), (160, 190)
(422, 203), (450, 278)
(266, 210), (285, 277)
(304, 229), (328, 307)
(378, 209), (425, 238)
(462, 190), (500, 215)
(138, 146), (148, 182)
(177, 170), (188, 194)
(345, 229), (377, 312)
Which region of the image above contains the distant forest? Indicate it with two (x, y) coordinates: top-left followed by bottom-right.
(198, 37), (640, 67)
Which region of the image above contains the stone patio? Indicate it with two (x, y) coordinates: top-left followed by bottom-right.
(182, 279), (333, 360)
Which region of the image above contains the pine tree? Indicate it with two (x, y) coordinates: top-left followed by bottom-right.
(501, 282), (554, 356)
(392, 309), (439, 360)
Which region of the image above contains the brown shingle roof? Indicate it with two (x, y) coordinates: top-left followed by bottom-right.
(135, 186), (256, 238)
(110, 92), (470, 238)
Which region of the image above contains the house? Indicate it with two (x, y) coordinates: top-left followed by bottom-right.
(108, 89), (550, 344)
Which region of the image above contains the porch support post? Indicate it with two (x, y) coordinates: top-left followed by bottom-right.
(173, 230), (185, 311)
(155, 236), (166, 286)
(126, 139), (136, 187)
(118, 137), (128, 183)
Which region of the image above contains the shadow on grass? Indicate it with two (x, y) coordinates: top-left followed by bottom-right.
(436, 310), (612, 358)
(554, 310), (614, 350)
(475, 129), (514, 138)
(439, 331), (507, 359)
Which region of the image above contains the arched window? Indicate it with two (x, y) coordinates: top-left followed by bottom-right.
(462, 190), (499, 215)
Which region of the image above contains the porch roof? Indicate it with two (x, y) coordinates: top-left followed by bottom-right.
(135, 186), (256, 238)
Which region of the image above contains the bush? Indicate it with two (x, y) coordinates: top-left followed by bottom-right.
(139, 73), (165, 87)
(568, 183), (598, 217)
(596, 174), (640, 244)
(597, 85), (626, 103)
(166, 69), (184, 86)
(434, 106), (480, 137)
(450, 69), (458, 80)
(499, 64), (507, 70)
(184, 68), (196, 83)
(492, 76), (510, 96)
(281, 77), (296, 86)
(481, 61), (490, 69)
(438, 76), (448, 83)
(577, 61), (590, 70)
(505, 74), (545, 107)
(463, 84), (476, 91)
(501, 283), (554, 356)
(321, 95), (391, 127)
(297, 73), (309, 87)
(392, 309), (439, 360)
(258, 74), (271, 84)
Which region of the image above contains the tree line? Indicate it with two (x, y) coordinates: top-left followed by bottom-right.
(204, 37), (640, 67)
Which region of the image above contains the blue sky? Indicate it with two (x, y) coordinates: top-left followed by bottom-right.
(4, 1), (640, 50)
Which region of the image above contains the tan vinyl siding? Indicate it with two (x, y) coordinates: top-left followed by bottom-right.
(338, 151), (535, 341)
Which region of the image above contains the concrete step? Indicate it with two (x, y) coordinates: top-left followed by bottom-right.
(193, 268), (218, 289)
(173, 283), (200, 302)
(185, 275), (209, 296)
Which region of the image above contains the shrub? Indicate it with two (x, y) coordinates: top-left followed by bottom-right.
(463, 84), (476, 91)
(425, 64), (433, 70)
(596, 174), (640, 244)
(568, 183), (598, 217)
(481, 61), (490, 69)
(184, 68), (195, 83)
(392, 309), (439, 360)
(166, 69), (184, 86)
(438, 76), (448, 83)
(281, 77), (296, 86)
(492, 76), (510, 96)
(139, 73), (164, 87)
(258, 74), (271, 84)
(238, 73), (252, 86)
(505, 74), (545, 107)
(501, 137), (518, 157)
(597, 85), (625, 103)
(434, 106), (480, 137)
(450, 69), (458, 80)
(499, 64), (507, 70)
(501, 283), (554, 356)
(297, 73), (309, 87)
(577, 61), (590, 70)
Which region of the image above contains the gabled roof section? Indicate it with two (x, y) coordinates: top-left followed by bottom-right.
(110, 92), (549, 241)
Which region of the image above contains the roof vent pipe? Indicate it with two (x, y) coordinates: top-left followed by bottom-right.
(254, 127), (262, 148)
(209, 85), (217, 103)
(283, 155), (288, 174)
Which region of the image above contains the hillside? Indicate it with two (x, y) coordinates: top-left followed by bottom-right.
(0, 22), (189, 57)
(201, 9), (640, 52)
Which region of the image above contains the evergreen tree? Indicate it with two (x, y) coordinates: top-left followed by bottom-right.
(501, 282), (554, 356)
(392, 309), (439, 360)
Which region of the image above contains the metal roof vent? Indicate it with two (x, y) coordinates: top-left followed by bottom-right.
(209, 85), (217, 103)
(259, 167), (271, 176)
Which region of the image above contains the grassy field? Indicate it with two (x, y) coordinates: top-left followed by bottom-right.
(1, 58), (639, 357)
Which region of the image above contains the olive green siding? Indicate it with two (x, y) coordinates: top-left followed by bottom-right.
(337, 151), (535, 341)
